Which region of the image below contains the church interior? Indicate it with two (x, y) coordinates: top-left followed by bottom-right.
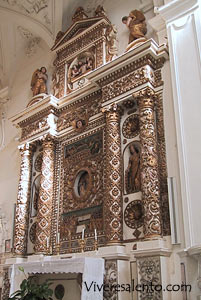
(0, 0), (201, 299)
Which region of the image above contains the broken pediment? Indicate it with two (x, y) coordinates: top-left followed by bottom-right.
(52, 7), (111, 51)
(51, 6), (117, 97)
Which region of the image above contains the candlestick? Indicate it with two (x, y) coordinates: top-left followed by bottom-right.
(47, 237), (49, 249)
(79, 239), (85, 252)
(82, 228), (85, 240)
(57, 232), (60, 243)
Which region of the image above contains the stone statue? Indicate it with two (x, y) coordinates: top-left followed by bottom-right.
(126, 143), (141, 193)
(72, 7), (88, 22)
(31, 67), (48, 96)
(122, 9), (147, 44)
(54, 31), (64, 44)
(106, 24), (118, 61)
(94, 5), (107, 17)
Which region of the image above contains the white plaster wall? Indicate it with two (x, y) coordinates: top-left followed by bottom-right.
(162, 61), (185, 247)
(0, 43), (54, 248)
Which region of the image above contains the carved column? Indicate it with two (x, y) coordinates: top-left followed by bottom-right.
(35, 136), (55, 253)
(14, 143), (34, 255)
(1, 267), (10, 300)
(135, 88), (162, 238)
(104, 104), (123, 244)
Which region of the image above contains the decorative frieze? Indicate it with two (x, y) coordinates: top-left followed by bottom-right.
(102, 66), (154, 102)
(57, 92), (102, 132)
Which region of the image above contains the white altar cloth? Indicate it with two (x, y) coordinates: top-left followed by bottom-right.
(9, 257), (104, 300)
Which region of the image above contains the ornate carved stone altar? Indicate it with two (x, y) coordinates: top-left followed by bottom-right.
(8, 7), (171, 300)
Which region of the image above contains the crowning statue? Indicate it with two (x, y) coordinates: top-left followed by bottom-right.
(94, 5), (107, 17)
(31, 67), (48, 96)
(122, 9), (147, 44)
(126, 143), (141, 194)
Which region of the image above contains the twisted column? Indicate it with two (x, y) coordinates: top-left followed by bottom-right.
(135, 88), (162, 237)
(14, 143), (34, 255)
(103, 104), (123, 244)
(35, 136), (55, 253)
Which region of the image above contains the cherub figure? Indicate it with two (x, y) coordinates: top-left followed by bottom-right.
(31, 67), (48, 96)
(122, 9), (147, 44)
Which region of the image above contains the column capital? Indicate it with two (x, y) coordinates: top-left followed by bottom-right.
(102, 103), (124, 120)
(158, 0), (198, 24)
(18, 143), (36, 154)
(133, 88), (158, 109)
(40, 134), (55, 148)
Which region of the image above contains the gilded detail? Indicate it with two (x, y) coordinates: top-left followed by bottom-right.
(104, 104), (123, 243)
(35, 136), (55, 253)
(14, 143), (34, 255)
(134, 88), (162, 237)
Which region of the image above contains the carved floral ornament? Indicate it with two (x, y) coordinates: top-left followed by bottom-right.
(124, 200), (144, 229)
(122, 114), (140, 139)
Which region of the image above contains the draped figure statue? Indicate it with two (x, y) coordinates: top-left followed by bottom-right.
(122, 9), (147, 44)
(31, 67), (48, 96)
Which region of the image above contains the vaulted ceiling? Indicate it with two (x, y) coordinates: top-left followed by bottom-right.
(0, 0), (63, 89)
(0, 0), (162, 93)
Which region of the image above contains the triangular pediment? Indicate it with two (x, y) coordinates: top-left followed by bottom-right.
(52, 16), (109, 51)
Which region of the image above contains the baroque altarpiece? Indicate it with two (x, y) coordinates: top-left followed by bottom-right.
(3, 7), (171, 300)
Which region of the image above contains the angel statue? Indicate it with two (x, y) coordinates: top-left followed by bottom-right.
(31, 67), (48, 97)
(122, 9), (147, 44)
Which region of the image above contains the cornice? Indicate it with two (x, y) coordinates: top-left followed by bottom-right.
(10, 39), (168, 131)
(158, 0), (199, 23)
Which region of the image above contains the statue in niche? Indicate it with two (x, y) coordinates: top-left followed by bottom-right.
(125, 143), (141, 194)
(106, 24), (118, 61)
(31, 67), (48, 96)
(78, 171), (89, 197)
(122, 10), (147, 44)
